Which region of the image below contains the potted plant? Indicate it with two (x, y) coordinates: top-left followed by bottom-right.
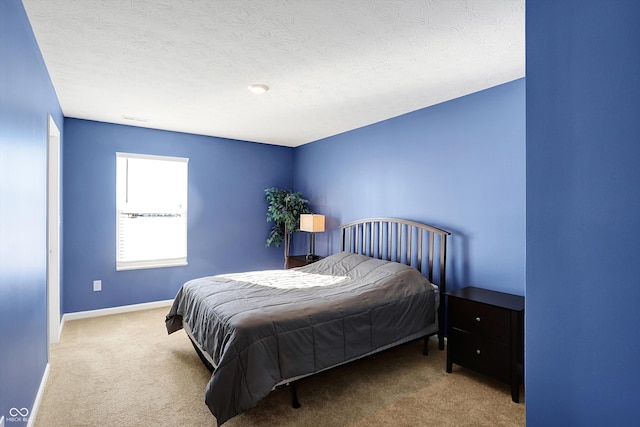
(265, 187), (310, 268)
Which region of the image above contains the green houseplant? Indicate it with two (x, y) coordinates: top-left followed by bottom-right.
(265, 187), (310, 268)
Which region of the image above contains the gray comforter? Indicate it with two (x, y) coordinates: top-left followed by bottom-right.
(166, 252), (436, 425)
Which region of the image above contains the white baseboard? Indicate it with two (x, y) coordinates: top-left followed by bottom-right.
(61, 299), (174, 327)
(27, 363), (50, 427)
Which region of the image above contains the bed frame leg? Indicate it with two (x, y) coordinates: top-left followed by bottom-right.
(438, 333), (445, 351)
(423, 337), (429, 355)
(290, 382), (301, 409)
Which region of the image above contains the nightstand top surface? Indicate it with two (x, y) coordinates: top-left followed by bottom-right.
(447, 286), (524, 312)
(288, 254), (325, 261)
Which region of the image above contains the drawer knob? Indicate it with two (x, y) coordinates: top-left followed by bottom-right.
(476, 349), (481, 355)
(475, 317), (481, 322)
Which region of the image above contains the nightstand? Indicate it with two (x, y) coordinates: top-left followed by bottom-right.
(446, 286), (524, 403)
(286, 255), (324, 269)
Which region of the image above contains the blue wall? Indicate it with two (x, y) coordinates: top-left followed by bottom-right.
(526, 1), (640, 425)
(294, 79), (526, 296)
(62, 119), (294, 313)
(0, 0), (64, 423)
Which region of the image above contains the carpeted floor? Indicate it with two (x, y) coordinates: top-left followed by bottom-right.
(35, 307), (525, 426)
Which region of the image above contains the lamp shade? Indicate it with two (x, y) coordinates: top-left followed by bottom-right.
(300, 214), (325, 233)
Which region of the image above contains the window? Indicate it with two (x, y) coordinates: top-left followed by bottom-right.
(116, 152), (188, 271)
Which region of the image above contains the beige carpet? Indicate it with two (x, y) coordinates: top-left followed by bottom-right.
(35, 307), (525, 426)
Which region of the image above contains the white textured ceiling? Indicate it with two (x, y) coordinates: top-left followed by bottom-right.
(23, 0), (524, 147)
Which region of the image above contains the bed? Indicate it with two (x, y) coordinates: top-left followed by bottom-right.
(166, 218), (449, 425)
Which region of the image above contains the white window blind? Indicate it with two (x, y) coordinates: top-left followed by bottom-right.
(116, 152), (188, 271)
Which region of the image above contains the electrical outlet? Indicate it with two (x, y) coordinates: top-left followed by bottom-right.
(93, 280), (102, 292)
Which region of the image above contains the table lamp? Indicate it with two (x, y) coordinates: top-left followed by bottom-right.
(300, 214), (325, 260)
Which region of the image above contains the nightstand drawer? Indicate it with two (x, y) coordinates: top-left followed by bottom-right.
(449, 328), (510, 381)
(448, 297), (510, 342)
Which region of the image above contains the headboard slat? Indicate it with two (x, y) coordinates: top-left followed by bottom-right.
(417, 228), (423, 272)
(396, 223), (401, 263)
(428, 232), (435, 281)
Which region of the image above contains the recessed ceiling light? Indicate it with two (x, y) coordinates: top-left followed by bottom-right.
(248, 84), (269, 94)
